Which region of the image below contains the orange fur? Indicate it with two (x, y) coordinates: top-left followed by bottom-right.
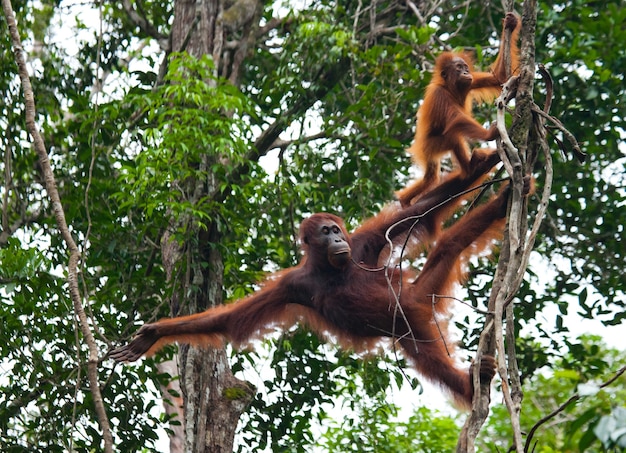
(397, 13), (521, 207)
(112, 158), (522, 408)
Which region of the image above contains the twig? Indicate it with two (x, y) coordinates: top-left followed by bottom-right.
(385, 177), (510, 242)
(531, 106), (587, 163)
(537, 64), (553, 114)
(1, 1), (114, 452)
(270, 130), (329, 151)
(524, 364), (626, 452)
(427, 294), (492, 315)
(0, 210), (42, 246)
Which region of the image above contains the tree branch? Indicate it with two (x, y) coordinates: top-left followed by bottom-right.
(216, 57), (350, 202)
(458, 2), (541, 451)
(1, 2), (114, 451)
(0, 210), (42, 246)
(531, 106), (586, 163)
(269, 131), (330, 152)
(121, 0), (168, 47)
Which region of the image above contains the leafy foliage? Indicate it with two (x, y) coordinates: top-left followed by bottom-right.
(0, 0), (625, 451)
(479, 336), (626, 452)
(322, 405), (460, 452)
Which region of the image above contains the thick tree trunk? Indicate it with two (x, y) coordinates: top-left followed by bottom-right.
(159, 0), (256, 451)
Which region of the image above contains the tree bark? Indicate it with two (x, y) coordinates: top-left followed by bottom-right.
(1, 0), (114, 451)
(156, 359), (184, 453)
(457, 1), (540, 451)
(159, 0), (257, 451)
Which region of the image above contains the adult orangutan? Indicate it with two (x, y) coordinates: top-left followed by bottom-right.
(112, 151), (528, 408)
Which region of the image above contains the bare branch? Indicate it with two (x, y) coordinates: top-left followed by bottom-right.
(255, 15), (294, 39)
(531, 106), (587, 163)
(270, 131), (330, 151)
(537, 64), (553, 113)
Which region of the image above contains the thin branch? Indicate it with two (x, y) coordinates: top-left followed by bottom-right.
(0, 210), (42, 246)
(121, 0), (167, 45)
(429, 294), (492, 315)
(252, 59), (349, 155)
(270, 131), (331, 151)
(531, 106), (586, 163)
(213, 58), (350, 204)
(405, 0), (426, 25)
(1, 2), (114, 452)
(256, 16), (285, 37)
(524, 365), (626, 452)
(537, 64), (553, 113)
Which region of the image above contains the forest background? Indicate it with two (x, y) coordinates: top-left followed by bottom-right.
(0, 0), (624, 452)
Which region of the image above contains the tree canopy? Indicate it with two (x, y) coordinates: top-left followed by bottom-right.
(0, 0), (624, 451)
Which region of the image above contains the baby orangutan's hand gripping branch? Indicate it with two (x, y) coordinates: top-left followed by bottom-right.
(112, 152), (530, 408)
(397, 13), (521, 207)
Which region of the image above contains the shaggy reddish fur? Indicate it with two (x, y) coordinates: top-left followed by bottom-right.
(397, 13), (520, 207)
(112, 152), (512, 408)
